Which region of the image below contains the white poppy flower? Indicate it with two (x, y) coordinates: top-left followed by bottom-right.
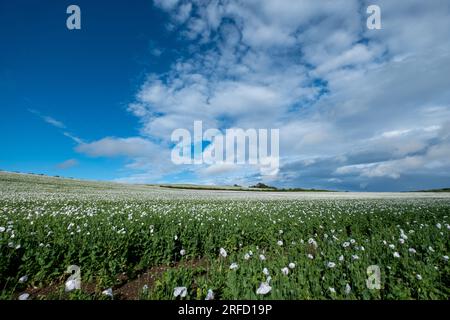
(288, 263), (295, 269)
(173, 286), (187, 298)
(259, 254), (266, 261)
(219, 248), (227, 258)
(342, 242), (350, 248)
(19, 275), (28, 283)
(277, 240), (283, 246)
(345, 284), (351, 295)
(307, 254), (314, 259)
(338, 255), (344, 262)
(327, 262), (336, 268)
(65, 279), (80, 292)
(263, 268), (270, 276)
(443, 255), (449, 262)
(352, 255), (359, 260)
(393, 252), (400, 258)
(281, 267), (289, 275)
(389, 244), (395, 249)
(416, 274), (422, 280)
(329, 287), (336, 294)
(18, 293), (30, 300)
(102, 288), (113, 298)
(244, 253), (250, 260)
(436, 223), (442, 229)
(180, 249), (186, 256)
(408, 248), (416, 254)
(308, 238), (318, 248)
(0, 226), (5, 232)
(256, 282), (272, 295)
(205, 289), (214, 300)
(229, 263), (239, 270)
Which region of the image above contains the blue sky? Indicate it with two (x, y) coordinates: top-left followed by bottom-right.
(1, 0), (450, 191)
(0, 0), (174, 180)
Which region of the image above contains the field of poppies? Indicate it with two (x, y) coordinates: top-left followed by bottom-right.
(0, 172), (449, 300)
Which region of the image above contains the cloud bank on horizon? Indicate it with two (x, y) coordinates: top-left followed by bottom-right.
(72, 0), (450, 191)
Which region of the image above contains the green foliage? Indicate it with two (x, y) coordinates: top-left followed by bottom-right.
(0, 172), (449, 300)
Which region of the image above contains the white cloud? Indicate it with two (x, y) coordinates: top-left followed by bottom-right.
(56, 159), (78, 170)
(314, 44), (375, 75)
(200, 163), (238, 176)
(42, 116), (65, 129)
(63, 132), (84, 144)
(153, 0), (179, 11)
(174, 2), (192, 23)
(75, 137), (158, 158)
(89, 0), (450, 189)
(29, 109), (66, 129)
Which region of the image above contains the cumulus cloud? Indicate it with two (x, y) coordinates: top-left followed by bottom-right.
(336, 141), (450, 180)
(88, 0), (450, 190)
